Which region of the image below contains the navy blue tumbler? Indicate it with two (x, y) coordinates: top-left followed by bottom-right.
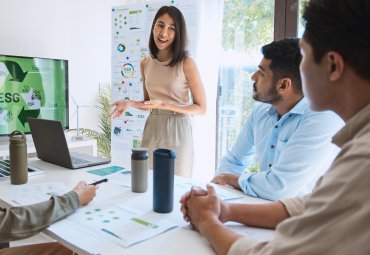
(153, 148), (176, 213)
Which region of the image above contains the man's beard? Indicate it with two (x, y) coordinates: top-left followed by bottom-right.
(253, 83), (282, 104)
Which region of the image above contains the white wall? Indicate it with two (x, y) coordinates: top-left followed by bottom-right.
(0, 1), (72, 59)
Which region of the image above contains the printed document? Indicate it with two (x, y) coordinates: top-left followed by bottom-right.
(67, 203), (177, 247)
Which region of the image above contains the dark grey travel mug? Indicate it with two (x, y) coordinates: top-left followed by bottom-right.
(153, 148), (176, 213)
(9, 131), (28, 185)
(131, 148), (148, 193)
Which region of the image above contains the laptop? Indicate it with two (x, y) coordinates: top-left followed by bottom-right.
(28, 118), (110, 169)
(0, 159), (44, 181)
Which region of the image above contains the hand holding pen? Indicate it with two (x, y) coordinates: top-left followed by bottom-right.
(73, 181), (99, 206)
(89, 178), (109, 186)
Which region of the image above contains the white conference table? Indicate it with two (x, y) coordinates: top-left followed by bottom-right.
(0, 159), (271, 255)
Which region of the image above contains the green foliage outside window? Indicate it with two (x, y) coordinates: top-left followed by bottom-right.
(217, 0), (274, 170)
(222, 0), (274, 52)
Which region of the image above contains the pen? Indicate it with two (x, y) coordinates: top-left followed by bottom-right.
(89, 178), (108, 186)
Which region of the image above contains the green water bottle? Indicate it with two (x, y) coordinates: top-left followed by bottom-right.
(9, 131), (28, 185)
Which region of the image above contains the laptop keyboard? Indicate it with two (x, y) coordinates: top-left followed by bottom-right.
(71, 157), (92, 165)
(0, 160), (37, 177)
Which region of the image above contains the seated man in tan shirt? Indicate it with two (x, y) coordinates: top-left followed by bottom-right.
(0, 181), (97, 255)
(180, 0), (370, 254)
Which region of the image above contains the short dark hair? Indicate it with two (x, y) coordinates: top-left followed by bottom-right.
(149, 6), (188, 67)
(303, 0), (370, 82)
(261, 38), (303, 94)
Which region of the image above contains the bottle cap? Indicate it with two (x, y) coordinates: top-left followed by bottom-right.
(9, 131), (26, 144)
(131, 147), (148, 160)
(153, 148), (176, 159)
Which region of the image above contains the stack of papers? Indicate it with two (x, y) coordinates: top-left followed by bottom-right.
(8, 181), (129, 206)
(8, 182), (68, 206)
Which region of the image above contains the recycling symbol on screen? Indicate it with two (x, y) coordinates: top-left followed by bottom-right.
(0, 58), (44, 128)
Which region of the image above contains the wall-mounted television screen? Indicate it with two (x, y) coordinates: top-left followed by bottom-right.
(0, 54), (68, 136)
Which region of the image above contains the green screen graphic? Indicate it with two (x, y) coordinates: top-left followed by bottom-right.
(0, 55), (68, 136)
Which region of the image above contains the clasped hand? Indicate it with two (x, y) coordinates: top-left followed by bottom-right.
(179, 185), (228, 233)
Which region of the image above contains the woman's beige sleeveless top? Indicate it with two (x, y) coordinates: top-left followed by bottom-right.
(143, 56), (190, 105)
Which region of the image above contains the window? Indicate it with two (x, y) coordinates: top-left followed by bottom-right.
(216, 0), (300, 168)
(298, 0), (309, 37)
(216, 0), (274, 164)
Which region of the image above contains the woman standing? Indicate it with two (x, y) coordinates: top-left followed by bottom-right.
(110, 6), (206, 177)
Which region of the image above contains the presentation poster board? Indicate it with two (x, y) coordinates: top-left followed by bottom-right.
(111, 0), (199, 165)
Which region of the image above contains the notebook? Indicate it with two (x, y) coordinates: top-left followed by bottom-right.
(28, 118), (111, 169)
(0, 159), (44, 181)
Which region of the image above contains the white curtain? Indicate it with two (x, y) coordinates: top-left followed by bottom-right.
(192, 0), (224, 181)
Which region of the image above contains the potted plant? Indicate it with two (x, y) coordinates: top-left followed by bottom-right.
(70, 85), (111, 159)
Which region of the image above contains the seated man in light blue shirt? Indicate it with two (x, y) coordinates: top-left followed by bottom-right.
(212, 38), (343, 200)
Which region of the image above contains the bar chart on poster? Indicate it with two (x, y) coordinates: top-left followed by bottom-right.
(110, 0), (200, 166)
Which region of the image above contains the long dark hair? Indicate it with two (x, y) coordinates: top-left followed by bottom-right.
(148, 6), (188, 67)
